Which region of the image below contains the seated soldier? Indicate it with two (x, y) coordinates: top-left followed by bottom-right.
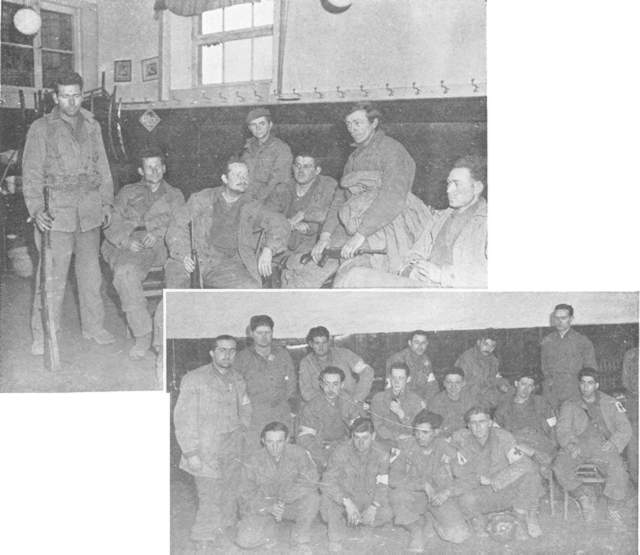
(337, 154), (487, 288)
(236, 422), (319, 553)
(102, 147), (184, 359)
(449, 405), (544, 539)
(389, 410), (470, 550)
(297, 366), (363, 471)
(165, 158), (290, 288)
(553, 368), (632, 525)
(385, 330), (439, 402)
(321, 417), (393, 553)
(455, 332), (513, 408)
(494, 370), (557, 467)
(429, 367), (477, 435)
(299, 326), (374, 405)
(371, 362), (426, 449)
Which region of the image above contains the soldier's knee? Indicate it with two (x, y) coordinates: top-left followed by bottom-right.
(300, 490), (321, 516)
(439, 523), (470, 544)
(113, 263), (139, 287)
(457, 492), (477, 513)
(235, 515), (275, 549)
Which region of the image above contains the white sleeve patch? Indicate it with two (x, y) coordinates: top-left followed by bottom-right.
(376, 473), (389, 485)
(354, 360), (367, 373)
(456, 451), (468, 465)
(427, 372), (436, 382)
(297, 426), (317, 437)
(616, 401), (627, 413)
(507, 446), (524, 464)
(389, 448), (401, 464)
(241, 394), (251, 405)
(546, 416), (557, 427)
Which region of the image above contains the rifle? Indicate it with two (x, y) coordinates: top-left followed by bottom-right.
(300, 247), (388, 268)
(41, 187), (61, 371)
(188, 220), (202, 288)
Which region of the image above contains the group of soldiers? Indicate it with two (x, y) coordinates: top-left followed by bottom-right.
(173, 304), (637, 552)
(22, 71), (487, 365)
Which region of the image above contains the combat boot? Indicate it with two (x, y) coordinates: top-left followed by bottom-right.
(406, 520), (425, 552)
(129, 332), (151, 360)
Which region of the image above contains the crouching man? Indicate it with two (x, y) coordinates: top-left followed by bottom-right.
(236, 422), (320, 552)
(553, 367), (632, 525)
(450, 405), (544, 539)
(321, 417), (393, 552)
(389, 410), (470, 551)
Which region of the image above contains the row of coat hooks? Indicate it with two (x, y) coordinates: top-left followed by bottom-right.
(120, 78), (485, 107)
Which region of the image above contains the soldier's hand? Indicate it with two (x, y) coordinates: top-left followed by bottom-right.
(311, 235), (330, 264)
(361, 505), (377, 526)
(389, 400), (405, 420)
(183, 256), (195, 273)
(343, 498), (360, 526)
(479, 475), (492, 486)
(142, 233), (157, 248)
(431, 489), (450, 507)
(187, 454), (202, 471)
(340, 232), (365, 259)
(288, 210), (305, 227)
(128, 239), (144, 252)
(34, 209), (54, 231)
(257, 247), (273, 277)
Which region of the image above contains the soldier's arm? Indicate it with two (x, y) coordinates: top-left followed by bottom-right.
(166, 201), (192, 260)
(370, 394), (394, 442)
(283, 350), (297, 402)
(238, 460), (271, 514)
(349, 353), (374, 402)
(298, 359), (318, 403)
(321, 448), (348, 504)
(303, 178), (338, 224)
(104, 187), (136, 247)
(237, 378), (252, 429)
(267, 142), (293, 190)
(609, 402), (632, 452)
(320, 187), (346, 236)
(372, 452), (391, 507)
(257, 207), (290, 255)
(583, 336), (598, 371)
(488, 433), (536, 491)
(91, 121), (115, 210)
(173, 377), (200, 458)
(151, 188), (186, 242)
(21, 122), (47, 218)
(282, 449), (320, 504)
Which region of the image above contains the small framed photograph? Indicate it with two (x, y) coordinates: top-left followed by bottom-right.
(114, 59), (132, 83)
(141, 57), (159, 82)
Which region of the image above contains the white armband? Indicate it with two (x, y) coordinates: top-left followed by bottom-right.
(376, 473), (389, 485)
(546, 416), (557, 427)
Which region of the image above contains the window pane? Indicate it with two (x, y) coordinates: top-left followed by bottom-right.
(224, 38), (251, 82)
(41, 10), (73, 51)
(253, 0), (274, 26)
(42, 51), (74, 88)
(224, 3), (251, 31)
(201, 9), (222, 34)
(1, 44), (34, 86)
(252, 35), (272, 81)
(1, 2), (35, 46)
(201, 43), (222, 85)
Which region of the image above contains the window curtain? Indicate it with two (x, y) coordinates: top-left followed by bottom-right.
(153, 0), (259, 17)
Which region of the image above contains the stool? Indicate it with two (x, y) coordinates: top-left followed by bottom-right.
(562, 463), (606, 520)
(124, 265), (165, 337)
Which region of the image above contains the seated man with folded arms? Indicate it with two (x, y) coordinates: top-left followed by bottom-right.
(389, 410), (470, 550)
(448, 405), (544, 540)
(236, 422), (319, 553)
(494, 370), (557, 467)
(553, 367), (632, 525)
(321, 417), (393, 553)
(385, 330), (439, 402)
(297, 366), (363, 471)
(429, 367), (477, 436)
(371, 362), (426, 449)
(165, 158), (290, 288)
(299, 326), (374, 405)
(102, 147), (184, 359)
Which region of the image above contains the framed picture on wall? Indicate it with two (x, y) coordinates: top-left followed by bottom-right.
(114, 59), (132, 83)
(141, 57), (159, 81)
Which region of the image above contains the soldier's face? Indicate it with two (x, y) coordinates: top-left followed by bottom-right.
(54, 84), (83, 118)
(352, 430), (374, 452)
(552, 309), (573, 332)
(446, 167), (479, 209)
(248, 116), (272, 141)
(293, 156), (319, 186)
(478, 338), (496, 356)
(345, 110), (377, 144)
(415, 422), (436, 448)
(579, 376), (599, 399)
(223, 162), (249, 193)
(210, 339), (237, 369)
(321, 373), (342, 400)
(408, 335), (428, 356)
(515, 377), (535, 400)
(251, 325), (273, 348)
(468, 413), (491, 441)
(310, 336), (330, 357)
(390, 368), (408, 396)
(443, 374), (464, 400)
(138, 156), (165, 186)
(263, 430), (287, 460)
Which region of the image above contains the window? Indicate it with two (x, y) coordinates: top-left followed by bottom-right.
(198, 0), (274, 86)
(1, 2), (75, 89)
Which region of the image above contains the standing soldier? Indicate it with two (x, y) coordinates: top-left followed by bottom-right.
(173, 335), (251, 550)
(102, 147), (184, 359)
(541, 303), (598, 407)
(234, 315), (297, 451)
(22, 71), (115, 355)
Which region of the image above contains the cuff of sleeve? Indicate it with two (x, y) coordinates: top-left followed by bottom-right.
(183, 449), (199, 458)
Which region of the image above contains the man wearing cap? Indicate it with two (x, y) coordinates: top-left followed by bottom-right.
(241, 107), (293, 213)
(389, 410), (470, 549)
(429, 367), (477, 435)
(385, 330), (439, 402)
(233, 315), (297, 452)
(236, 422), (319, 553)
(541, 304), (598, 408)
(102, 147), (184, 359)
(553, 368), (632, 524)
(173, 334), (252, 550)
(23, 71), (115, 355)
(166, 158), (290, 288)
(298, 325), (374, 405)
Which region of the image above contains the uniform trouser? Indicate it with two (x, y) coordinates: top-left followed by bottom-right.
(457, 471), (544, 518)
(553, 438), (631, 500)
(390, 488), (470, 543)
(236, 491), (320, 548)
(109, 244), (164, 337)
(512, 428), (557, 460)
(282, 254), (374, 289)
(32, 227), (104, 339)
(166, 251), (260, 289)
(320, 492), (393, 542)
(542, 376), (580, 409)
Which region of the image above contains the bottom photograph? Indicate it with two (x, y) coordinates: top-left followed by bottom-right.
(165, 290), (638, 554)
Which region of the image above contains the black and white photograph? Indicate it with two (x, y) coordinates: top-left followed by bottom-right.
(166, 289), (638, 554)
